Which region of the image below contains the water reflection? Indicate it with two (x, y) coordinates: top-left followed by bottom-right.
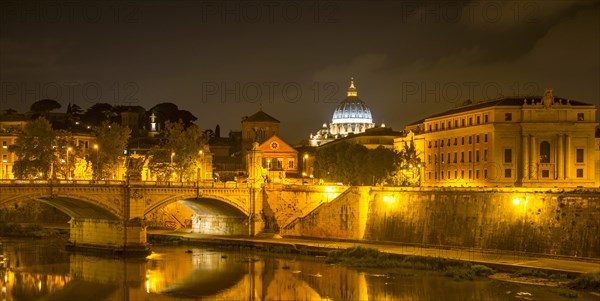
(0, 238), (593, 301)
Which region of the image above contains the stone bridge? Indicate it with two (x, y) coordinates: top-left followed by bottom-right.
(0, 180), (263, 254)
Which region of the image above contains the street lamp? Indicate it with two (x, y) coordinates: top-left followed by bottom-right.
(303, 154), (309, 181)
(170, 152), (175, 181)
(66, 147), (72, 179)
(93, 144), (99, 180)
(198, 150), (204, 184)
(267, 159), (271, 183)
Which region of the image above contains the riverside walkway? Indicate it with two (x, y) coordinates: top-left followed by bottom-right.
(148, 230), (600, 275)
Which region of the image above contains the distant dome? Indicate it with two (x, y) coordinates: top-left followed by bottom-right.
(331, 78), (373, 124)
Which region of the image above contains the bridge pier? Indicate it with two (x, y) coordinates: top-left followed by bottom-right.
(67, 217), (149, 255)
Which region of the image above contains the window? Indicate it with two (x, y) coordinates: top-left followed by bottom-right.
(428, 141), (432, 148)
(576, 149), (584, 163)
(435, 124), (438, 131)
(441, 123), (445, 130)
(434, 141), (437, 147)
(468, 151), (472, 163)
(461, 170), (464, 179)
(484, 169), (488, 178)
(2, 141), (6, 148)
(476, 170), (480, 179)
(469, 117), (473, 126)
(454, 138), (458, 145)
(441, 140), (444, 147)
(455, 170), (458, 178)
(542, 170), (549, 178)
(447, 153), (450, 163)
(454, 152), (457, 163)
(435, 172), (438, 180)
(468, 170), (472, 179)
(484, 134), (488, 142)
(476, 151), (480, 162)
(447, 121), (451, 129)
(484, 115), (489, 123)
(447, 171), (450, 179)
(441, 172), (444, 179)
(484, 149), (488, 161)
(428, 125), (432, 132)
(476, 135), (480, 143)
(434, 154), (438, 163)
(476, 116), (481, 124)
(428, 155), (431, 164)
(288, 160), (294, 169)
(461, 152), (465, 163)
(277, 159), (283, 169)
(429, 172), (431, 180)
(447, 139), (451, 146)
(504, 149), (512, 163)
(540, 141), (550, 163)
(577, 113), (584, 121)
(577, 169), (583, 178)
(505, 113), (512, 121)
(454, 120), (458, 127)
(461, 119), (465, 127)
(505, 169), (512, 178)
(461, 137), (465, 145)
(441, 154), (444, 163)
(468, 136), (472, 144)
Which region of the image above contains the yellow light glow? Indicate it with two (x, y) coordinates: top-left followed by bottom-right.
(512, 198), (521, 205)
(325, 186), (333, 192)
(304, 154), (309, 159)
(383, 195), (394, 203)
(93, 144), (98, 149)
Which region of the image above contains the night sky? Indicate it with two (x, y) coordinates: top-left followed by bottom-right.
(1, 0), (599, 143)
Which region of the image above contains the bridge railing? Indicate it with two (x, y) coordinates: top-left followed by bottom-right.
(0, 179), (250, 189)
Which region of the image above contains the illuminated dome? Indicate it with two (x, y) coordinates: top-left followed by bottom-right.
(329, 78), (375, 137)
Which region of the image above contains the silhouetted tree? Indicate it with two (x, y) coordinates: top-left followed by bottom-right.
(94, 122), (131, 180)
(30, 99), (61, 113)
(9, 117), (56, 179)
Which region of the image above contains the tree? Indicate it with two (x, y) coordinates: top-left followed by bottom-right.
(8, 117), (56, 179)
(83, 103), (114, 127)
(395, 139), (423, 186)
(149, 121), (204, 181)
(30, 99), (61, 114)
(94, 122), (131, 180)
(54, 131), (86, 179)
(314, 142), (400, 186)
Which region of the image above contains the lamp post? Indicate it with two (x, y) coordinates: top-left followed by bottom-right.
(170, 152), (175, 181)
(198, 150), (204, 185)
(267, 159), (271, 183)
(66, 147), (72, 179)
(303, 154), (308, 182)
(93, 144), (99, 180)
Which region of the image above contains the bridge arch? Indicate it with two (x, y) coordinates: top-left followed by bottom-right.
(144, 194), (250, 217)
(0, 193), (122, 220)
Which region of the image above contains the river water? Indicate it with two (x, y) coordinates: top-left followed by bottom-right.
(0, 238), (596, 301)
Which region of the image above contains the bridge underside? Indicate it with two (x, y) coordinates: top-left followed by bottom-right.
(36, 197), (119, 220)
(179, 199), (248, 236)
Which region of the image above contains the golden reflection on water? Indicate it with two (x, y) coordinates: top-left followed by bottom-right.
(0, 239), (587, 301)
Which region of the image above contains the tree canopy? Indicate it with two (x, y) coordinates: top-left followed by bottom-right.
(314, 142), (401, 186)
(30, 99), (61, 113)
(8, 117), (56, 179)
(94, 122), (131, 180)
(149, 121), (204, 181)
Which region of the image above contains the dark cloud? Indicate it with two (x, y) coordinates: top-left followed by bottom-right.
(1, 0), (598, 143)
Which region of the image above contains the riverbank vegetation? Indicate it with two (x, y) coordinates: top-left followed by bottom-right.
(0, 223), (66, 238)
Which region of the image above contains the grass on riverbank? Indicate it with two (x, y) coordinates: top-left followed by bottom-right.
(0, 223), (65, 238)
(326, 246), (495, 280)
(568, 272), (600, 292)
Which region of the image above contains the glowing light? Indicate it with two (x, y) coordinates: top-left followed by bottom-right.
(145, 279), (150, 293)
(512, 198), (521, 205)
(383, 195), (395, 204)
(325, 186), (333, 192)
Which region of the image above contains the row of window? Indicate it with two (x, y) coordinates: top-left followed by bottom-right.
(503, 148), (585, 164)
(427, 114), (490, 132)
(264, 158), (295, 169)
(428, 134), (488, 148)
(428, 167), (585, 181)
(429, 149), (488, 164)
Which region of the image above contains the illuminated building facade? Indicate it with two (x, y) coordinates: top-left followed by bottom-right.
(396, 89), (598, 188)
(241, 108), (280, 152)
(309, 78), (376, 147)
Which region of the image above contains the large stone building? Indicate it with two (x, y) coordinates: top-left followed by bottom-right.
(309, 78), (376, 147)
(396, 89), (598, 188)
